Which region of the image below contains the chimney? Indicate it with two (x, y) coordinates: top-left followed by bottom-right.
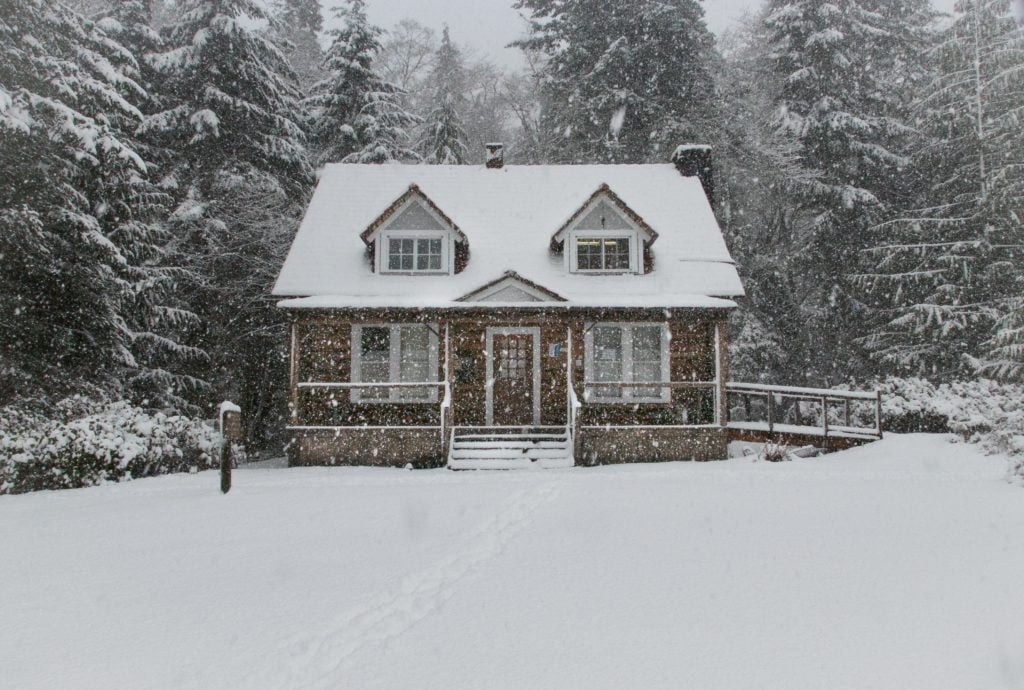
(485, 143), (504, 169)
(671, 144), (714, 206)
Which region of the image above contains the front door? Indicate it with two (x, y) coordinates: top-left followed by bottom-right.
(488, 329), (537, 426)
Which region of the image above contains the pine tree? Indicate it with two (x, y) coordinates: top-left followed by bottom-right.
(713, 12), (818, 381)
(513, 0), (718, 163)
(147, 0), (313, 432)
(760, 0), (933, 381)
(0, 0), (198, 405)
(275, 0), (322, 32)
(92, 0), (208, 407)
(858, 0), (1024, 379)
(419, 26), (469, 164)
(271, 0), (325, 90)
(94, 1), (162, 87)
(307, 0), (419, 165)
(147, 0), (311, 196)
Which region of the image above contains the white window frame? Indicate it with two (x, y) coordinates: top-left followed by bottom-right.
(351, 323), (440, 403)
(558, 192), (650, 275)
(378, 230), (452, 275)
(570, 232), (638, 273)
(583, 322), (671, 403)
(372, 197), (456, 275)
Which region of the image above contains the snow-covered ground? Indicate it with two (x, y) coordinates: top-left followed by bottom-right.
(2, 434), (1023, 690)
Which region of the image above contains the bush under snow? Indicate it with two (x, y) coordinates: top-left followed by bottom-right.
(871, 377), (1024, 482)
(0, 398), (222, 494)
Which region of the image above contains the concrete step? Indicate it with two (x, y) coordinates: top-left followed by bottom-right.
(450, 448), (570, 460)
(452, 440), (569, 450)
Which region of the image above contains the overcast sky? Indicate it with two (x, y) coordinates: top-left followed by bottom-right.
(325, 0), (962, 69)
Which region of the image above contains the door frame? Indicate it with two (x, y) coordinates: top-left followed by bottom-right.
(485, 326), (542, 426)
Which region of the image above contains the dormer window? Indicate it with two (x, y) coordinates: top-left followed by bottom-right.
(576, 236), (632, 271)
(386, 235), (445, 272)
(364, 188), (463, 275)
(553, 187), (655, 275)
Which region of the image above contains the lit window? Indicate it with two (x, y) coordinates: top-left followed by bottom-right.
(574, 236), (633, 272)
(383, 235), (446, 273)
(352, 324), (439, 402)
(585, 323), (668, 402)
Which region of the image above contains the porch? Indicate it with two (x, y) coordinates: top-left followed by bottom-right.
(285, 310), (882, 468)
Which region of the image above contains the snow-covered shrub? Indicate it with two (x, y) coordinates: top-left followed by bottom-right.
(758, 442), (790, 463)
(865, 378), (1024, 480)
(0, 398), (222, 494)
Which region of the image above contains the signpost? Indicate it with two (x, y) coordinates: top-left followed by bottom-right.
(219, 401), (242, 494)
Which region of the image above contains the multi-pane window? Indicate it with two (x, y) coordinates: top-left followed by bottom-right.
(352, 324), (438, 402)
(357, 326), (392, 401)
(585, 323), (668, 402)
(575, 237), (632, 272)
(591, 326), (624, 398)
(385, 236), (444, 272)
(398, 325), (432, 400)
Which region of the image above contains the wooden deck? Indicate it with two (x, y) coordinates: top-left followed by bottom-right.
(725, 383), (882, 451)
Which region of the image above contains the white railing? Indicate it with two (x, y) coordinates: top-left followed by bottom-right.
(290, 380), (447, 431)
(296, 381), (446, 390)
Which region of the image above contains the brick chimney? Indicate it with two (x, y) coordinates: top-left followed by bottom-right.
(671, 144), (714, 206)
(485, 143), (504, 169)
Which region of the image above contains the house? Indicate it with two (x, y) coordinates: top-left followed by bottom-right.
(272, 144), (745, 468)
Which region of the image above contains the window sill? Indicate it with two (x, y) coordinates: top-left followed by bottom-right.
(584, 398), (672, 405)
(350, 398), (439, 405)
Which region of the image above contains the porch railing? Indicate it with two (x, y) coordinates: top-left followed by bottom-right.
(289, 381), (448, 431)
(726, 382), (882, 440)
(581, 381), (720, 425)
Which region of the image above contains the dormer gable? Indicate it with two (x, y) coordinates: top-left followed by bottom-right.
(361, 184), (466, 275)
(552, 185), (656, 275)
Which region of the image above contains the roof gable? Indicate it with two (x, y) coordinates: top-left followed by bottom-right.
(552, 184), (658, 244)
(456, 271), (566, 303)
(360, 184), (465, 244)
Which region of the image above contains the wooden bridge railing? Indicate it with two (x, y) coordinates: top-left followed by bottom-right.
(726, 383), (882, 440)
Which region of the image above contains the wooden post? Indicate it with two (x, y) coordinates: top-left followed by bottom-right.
(821, 395), (828, 438)
(766, 392), (774, 434)
(844, 399), (851, 427)
(875, 390), (883, 439)
(219, 401), (242, 494)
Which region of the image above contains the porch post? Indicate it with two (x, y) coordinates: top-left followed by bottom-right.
(567, 323), (581, 461)
(289, 320), (298, 422)
(714, 320), (728, 426)
(287, 320), (300, 467)
(566, 325), (572, 425)
(443, 320), (452, 456)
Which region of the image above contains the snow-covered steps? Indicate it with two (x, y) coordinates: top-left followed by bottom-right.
(447, 428), (574, 470)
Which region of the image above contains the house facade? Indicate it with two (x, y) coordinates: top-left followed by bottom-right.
(273, 145), (745, 468)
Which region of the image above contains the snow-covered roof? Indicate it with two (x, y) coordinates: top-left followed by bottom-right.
(273, 163), (744, 309)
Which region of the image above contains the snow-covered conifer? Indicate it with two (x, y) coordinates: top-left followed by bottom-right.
(858, 0), (1024, 379)
(758, 0), (933, 379)
(147, 0), (311, 196)
(143, 0), (313, 423)
(513, 0), (718, 163)
(0, 0), (199, 404)
(271, 0), (325, 90)
(419, 26), (469, 164)
(307, 0), (419, 165)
